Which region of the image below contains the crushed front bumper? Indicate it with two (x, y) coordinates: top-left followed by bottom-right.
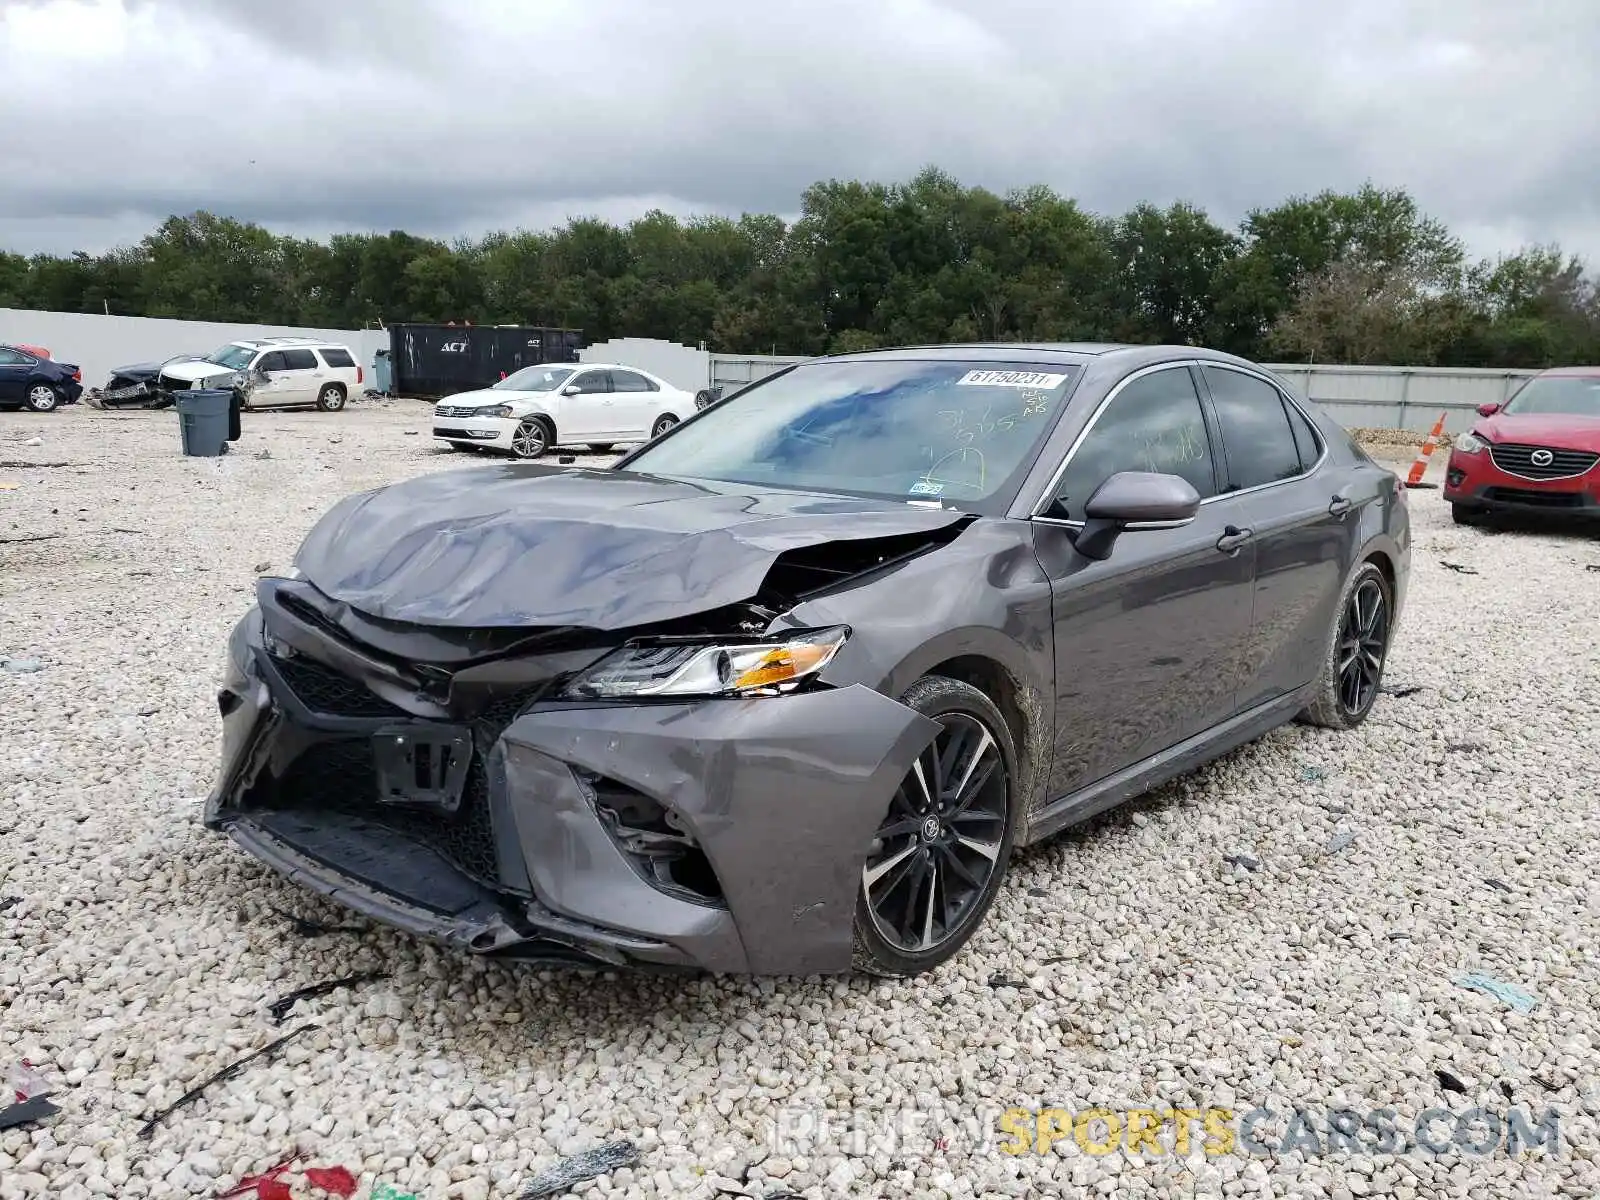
(205, 588), (938, 975)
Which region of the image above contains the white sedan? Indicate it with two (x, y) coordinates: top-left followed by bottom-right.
(431, 363), (698, 458)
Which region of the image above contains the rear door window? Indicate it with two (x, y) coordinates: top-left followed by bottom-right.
(281, 349), (319, 370)
(609, 370), (657, 392)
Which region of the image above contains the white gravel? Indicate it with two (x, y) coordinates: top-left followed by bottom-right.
(2, 402), (1598, 1200)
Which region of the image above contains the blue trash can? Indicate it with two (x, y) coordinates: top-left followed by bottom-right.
(371, 349), (392, 395)
(176, 389), (233, 457)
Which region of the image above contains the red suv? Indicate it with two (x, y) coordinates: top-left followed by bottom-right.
(1444, 367), (1600, 525)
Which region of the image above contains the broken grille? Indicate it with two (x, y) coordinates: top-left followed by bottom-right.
(273, 654), (410, 718)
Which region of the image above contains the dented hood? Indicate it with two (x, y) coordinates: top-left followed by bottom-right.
(293, 466), (969, 628)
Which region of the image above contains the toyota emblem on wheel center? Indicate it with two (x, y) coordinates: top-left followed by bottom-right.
(1530, 449), (1554, 466)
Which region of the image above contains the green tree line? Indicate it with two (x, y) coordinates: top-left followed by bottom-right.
(3, 168), (1596, 367)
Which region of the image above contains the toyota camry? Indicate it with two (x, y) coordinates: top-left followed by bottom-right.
(206, 343), (1410, 977)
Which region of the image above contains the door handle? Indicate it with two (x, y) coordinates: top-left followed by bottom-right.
(1216, 525), (1253, 554)
(1328, 494), (1353, 516)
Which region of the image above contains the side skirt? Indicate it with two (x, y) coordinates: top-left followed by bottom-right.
(1022, 691), (1309, 845)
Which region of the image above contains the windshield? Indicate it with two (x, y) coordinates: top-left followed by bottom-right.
(1503, 375), (1600, 417)
(494, 365), (574, 391)
(619, 359), (1084, 506)
(206, 343), (256, 370)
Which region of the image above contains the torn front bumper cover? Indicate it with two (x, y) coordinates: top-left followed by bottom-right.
(204, 596), (939, 975)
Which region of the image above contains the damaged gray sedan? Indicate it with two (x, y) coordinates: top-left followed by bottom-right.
(206, 343), (1411, 977)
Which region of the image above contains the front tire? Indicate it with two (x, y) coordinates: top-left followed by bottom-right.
(510, 416), (553, 459)
(25, 384), (59, 412)
(1452, 503), (1485, 526)
(852, 675), (1021, 978)
(315, 383), (347, 412)
(1298, 560), (1394, 730)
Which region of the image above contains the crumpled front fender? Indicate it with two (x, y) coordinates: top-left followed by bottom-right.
(499, 684), (941, 975)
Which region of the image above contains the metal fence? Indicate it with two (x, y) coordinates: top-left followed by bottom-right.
(710, 354), (1540, 435)
(1267, 365), (1538, 435)
(709, 355), (806, 394)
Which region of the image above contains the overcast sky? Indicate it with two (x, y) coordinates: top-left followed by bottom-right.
(2, 0), (1597, 266)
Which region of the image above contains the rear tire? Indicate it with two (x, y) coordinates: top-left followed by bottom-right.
(315, 383), (347, 412)
(25, 384), (60, 412)
(1298, 560), (1393, 730)
(650, 414), (679, 438)
(852, 675), (1021, 978)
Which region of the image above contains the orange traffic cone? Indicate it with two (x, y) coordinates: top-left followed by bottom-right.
(1403, 412), (1448, 488)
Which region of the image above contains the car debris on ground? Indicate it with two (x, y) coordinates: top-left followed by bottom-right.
(137, 1024), (319, 1139)
(518, 1141), (642, 1198)
(265, 972), (387, 1023)
(1456, 971), (1540, 1014)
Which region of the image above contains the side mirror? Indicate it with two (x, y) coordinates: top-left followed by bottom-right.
(1071, 471), (1202, 561)
(1476, 402), (1501, 417)
(562, 384), (582, 396)
(256, 369), (271, 381)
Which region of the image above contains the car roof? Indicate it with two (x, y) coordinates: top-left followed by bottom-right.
(808, 341), (1275, 371)
(1536, 365), (1600, 377)
(239, 337), (349, 350)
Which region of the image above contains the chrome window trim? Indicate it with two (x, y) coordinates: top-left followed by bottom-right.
(1027, 359), (1330, 522)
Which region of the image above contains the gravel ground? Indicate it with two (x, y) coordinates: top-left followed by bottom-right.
(2, 402), (1598, 1200)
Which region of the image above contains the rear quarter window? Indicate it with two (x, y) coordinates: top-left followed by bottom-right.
(319, 348), (356, 369)
(1283, 397), (1324, 470)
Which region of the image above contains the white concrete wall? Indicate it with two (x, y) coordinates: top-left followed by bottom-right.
(579, 337), (711, 394)
(0, 308), (389, 392)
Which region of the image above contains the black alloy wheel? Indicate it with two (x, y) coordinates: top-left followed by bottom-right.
(854, 675), (1019, 976)
(1337, 575), (1388, 717)
(1299, 560), (1393, 730)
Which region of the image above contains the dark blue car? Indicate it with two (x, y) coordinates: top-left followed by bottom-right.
(0, 344), (84, 412)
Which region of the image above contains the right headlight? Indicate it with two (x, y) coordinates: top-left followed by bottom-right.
(477, 404), (514, 418)
(1454, 432), (1489, 454)
(560, 627), (849, 699)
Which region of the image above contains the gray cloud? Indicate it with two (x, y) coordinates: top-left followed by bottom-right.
(2, 0), (1597, 264)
